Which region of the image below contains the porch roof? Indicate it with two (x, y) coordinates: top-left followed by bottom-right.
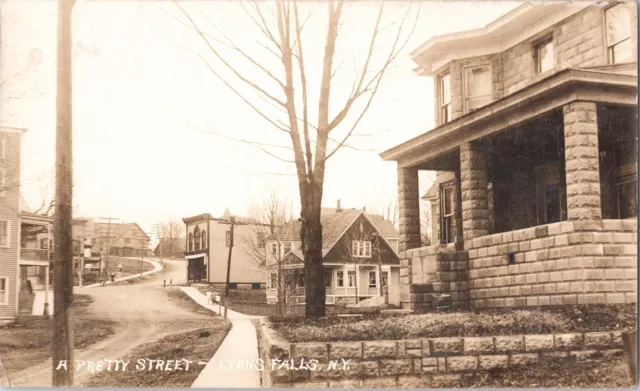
(380, 68), (637, 169)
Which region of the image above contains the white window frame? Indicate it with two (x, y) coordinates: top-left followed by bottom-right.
(0, 277), (7, 305)
(605, 3), (633, 65)
(347, 270), (356, 287)
(534, 36), (554, 74)
(336, 270), (344, 287)
(351, 240), (372, 258)
(269, 273), (277, 289)
(440, 185), (455, 244)
(271, 243), (277, 255)
(439, 72), (452, 125)
(462, 64), (493, 114)
(368, 270), (377, 288)
(0, 220), (10, 248)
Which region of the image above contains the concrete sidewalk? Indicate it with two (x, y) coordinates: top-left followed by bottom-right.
(31, 291), (53, 315)
(84, 259), (163, 288)
(179, 287), (263, 388)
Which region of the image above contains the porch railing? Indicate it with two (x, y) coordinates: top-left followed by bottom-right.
(20, 248), (50, 261)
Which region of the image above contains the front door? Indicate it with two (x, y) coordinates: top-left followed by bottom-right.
(188, 257), (206, 281)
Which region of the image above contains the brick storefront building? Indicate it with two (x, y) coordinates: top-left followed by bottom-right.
(381, 2), (638, 310)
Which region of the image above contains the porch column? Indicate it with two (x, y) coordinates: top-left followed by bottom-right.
(397, 167), (421, 252)
(563, 102), (601, 220)
(460, 142), (489, 241)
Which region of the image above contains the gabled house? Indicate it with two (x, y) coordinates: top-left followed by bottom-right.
(182, 208), (266, 287)
(93, 222), (151, 258)
(264, 202), (401, 306)
(381, 2), (638, 310)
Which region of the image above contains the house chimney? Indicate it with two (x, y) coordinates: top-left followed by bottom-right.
(336, 199), (342, 212)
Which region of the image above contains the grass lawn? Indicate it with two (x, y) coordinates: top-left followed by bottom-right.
(84, 289), (231, 388)
(0, 294), (117, 373)
(445, 354), (633, 388)
(271, 304), (637, 342)
(105, 256), (155, 276)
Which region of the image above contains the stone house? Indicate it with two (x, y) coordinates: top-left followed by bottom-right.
(381, 2), (638, 310)
(264, 202), (401, 306)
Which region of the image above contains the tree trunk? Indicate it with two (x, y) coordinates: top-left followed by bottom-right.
(301, 203), (325, 318)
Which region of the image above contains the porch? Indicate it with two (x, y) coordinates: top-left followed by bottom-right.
(265, 264), (394, 305)
(382, 68), (638, 308)
(19, 213), (53, 292)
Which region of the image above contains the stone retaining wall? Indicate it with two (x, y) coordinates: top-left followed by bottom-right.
(258, 320), (625, 388)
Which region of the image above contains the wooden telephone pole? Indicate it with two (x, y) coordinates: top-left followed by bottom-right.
(223, 217), (235, 319)
(52, 0), (75, 386)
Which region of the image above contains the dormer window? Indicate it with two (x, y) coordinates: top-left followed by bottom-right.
(535, 37), (554, 74)
(605, 3), (633, 64)
(439, 73), (451, 124)
(463, 65), (492, 113)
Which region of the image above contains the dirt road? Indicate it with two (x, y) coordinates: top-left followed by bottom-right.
(9, 259), (214, 387)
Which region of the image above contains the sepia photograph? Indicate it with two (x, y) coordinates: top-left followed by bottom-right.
(0, 0), (637, 388)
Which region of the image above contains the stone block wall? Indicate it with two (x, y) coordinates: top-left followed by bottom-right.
(399, 219), (637, 309)
(465, 219), (637, 308)
(258, 321), (625, 388)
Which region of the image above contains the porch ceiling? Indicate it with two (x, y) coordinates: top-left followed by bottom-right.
(380, 68), (637, 169)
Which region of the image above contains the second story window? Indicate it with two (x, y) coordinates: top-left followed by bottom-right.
(271, 243), (277, 256)
(535, 37), (554, 74)
(188, 233), (193, 251)
(463, 65), (492, 113)
(283, 242), (291, 254)
(194, 227), (200, 250)
(352, 240), (371, 258)
(201, 230), (207, 249)
(257, 232), (265, 248)
(606, 3), (633, 64)
(439, 73), (451, 124)
(0, 220), (9, 247)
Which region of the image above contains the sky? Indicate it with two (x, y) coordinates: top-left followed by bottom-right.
(0, 0), (519, 240)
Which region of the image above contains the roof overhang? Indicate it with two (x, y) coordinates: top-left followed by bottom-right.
(381, 68), (638, 169)
(0, 126), (28, 135)
(411, 3), (591, 76)
(182, 213), (214, 224)
(20, 212), (54, 224)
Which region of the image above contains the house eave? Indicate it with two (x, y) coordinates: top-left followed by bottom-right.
(380, 68), (638, 167)
(410, 3), (591, 76)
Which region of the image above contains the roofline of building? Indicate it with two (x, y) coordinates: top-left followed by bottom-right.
(380, 68), (638, 164)
(0, 126), (28, 135)
(410, 3), (591, 76)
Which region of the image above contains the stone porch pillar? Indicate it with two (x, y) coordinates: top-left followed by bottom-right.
(563, 101), (602, 220)
(397, 167), (421, 252)
(460, 142), (489, 241)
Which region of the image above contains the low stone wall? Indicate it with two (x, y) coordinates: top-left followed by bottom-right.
(400, 219), (637, 309)
(257, 320), (625, 388)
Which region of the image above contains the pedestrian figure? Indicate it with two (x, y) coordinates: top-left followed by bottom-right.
(110, 272), (116, 282)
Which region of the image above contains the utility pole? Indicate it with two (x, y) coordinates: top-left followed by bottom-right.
(76, 235), (84, 287)
(52, 0), (75, 386)
(153, 223), (164, 266)
(98, 217), (119, 278)
(224, 217), (235, 319)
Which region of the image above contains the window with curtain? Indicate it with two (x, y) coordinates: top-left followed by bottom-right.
(606, 4), (633, 64)
(464, 65), (493, 112)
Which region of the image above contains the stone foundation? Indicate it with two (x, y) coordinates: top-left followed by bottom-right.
(400, 219), (637, 309)
(258, 320), (626, 388)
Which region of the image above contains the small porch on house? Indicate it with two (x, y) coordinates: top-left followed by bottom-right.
(19, 213), (53, 292)
(383, 68), (638, 309)
(265, 263), (394, 306)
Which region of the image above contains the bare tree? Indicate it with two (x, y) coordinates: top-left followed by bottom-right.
(172, 0), (418, 317)
(242, 190), (297, 314)
(161, 220), (185, 256)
